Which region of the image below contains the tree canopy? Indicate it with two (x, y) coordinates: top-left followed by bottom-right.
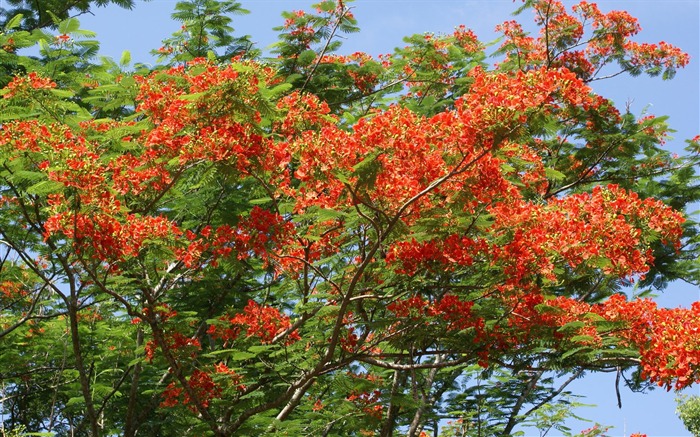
(0, 0), (698, 436)
(0, 0), (137, 31)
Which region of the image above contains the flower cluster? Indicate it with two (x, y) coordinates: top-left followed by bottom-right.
(208, 300), (300, 346)
(161, 369), (222, 409)
(345, 372), (384, 420)
(386, 294), (484, 336)
(496, 0), (689, 81)
(3, 72), (56, 99)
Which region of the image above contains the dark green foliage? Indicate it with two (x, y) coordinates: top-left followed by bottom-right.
(155, 0), (257, 65)
(0, 0), (137, 30)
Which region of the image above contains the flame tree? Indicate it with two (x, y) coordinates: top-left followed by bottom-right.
(0, 1), (697, 435)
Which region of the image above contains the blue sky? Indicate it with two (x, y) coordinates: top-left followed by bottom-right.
(75, 0), (700, 435)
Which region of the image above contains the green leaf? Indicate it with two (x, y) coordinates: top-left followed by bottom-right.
(38, 38), (50, 54)
(285, 73), (304, 84)
(127, 357), (144, 367)
(317, 1), (337, 12)
(570, 335), (596, 344)
(248, 345), (274, 354)
(557, 321), (585, 332)
(342, 111), (357, 125)
(179, 92), (206, 101)
(72, 29), (97, 39)
(58, 18), (81, 35)
(65, 396), (85, 407)
(501, 163), (516, 173)
(561, 346), (589, 360)
(591, 257), (612, 270)
(545, 167), (566, 181)
(230, 351), (256, 361)
(4, 14), (23, 31)
(13, 170), (44, 182)
(119, 50), (131, 67)
(260, 82), (293, 99)
(298, 49), (317, 67)
(249, 197), (273, 205)
(582, 312), (606, 322)
(27, 180), (63, 195)
(311, 208), (345, 222)
(49, 88), (75, 98)
(201, 349), (246, 359)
